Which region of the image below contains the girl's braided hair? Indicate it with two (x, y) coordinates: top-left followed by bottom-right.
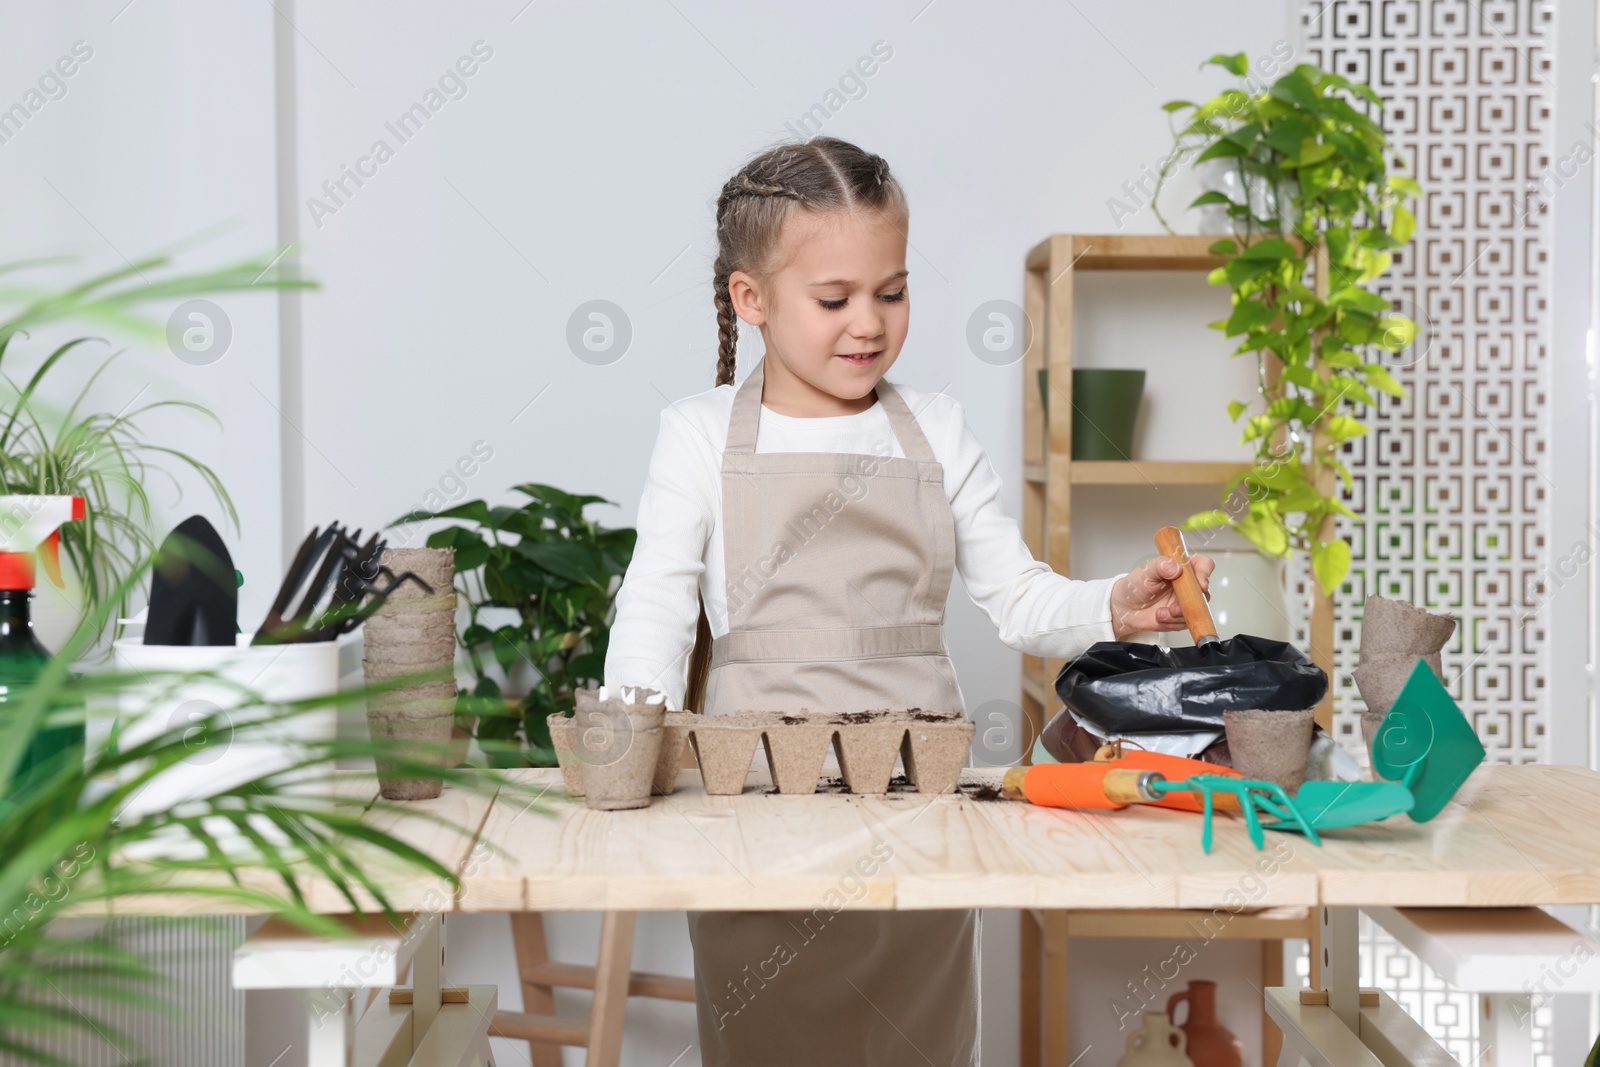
(684, 137), (907, 711)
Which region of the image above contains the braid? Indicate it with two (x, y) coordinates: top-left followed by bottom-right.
(713, 257), (738, 387)
(731, 172), (807, 203)
(711, 173), (807, 387)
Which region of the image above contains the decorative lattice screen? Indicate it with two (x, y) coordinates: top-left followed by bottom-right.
(1290, 0), (1553, 762)
(1288, 2), (1556, 1062)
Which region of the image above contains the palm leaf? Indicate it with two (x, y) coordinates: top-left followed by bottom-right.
(1, 609), (552, 1065)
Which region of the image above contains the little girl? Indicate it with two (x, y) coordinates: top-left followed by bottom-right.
(604, 136), (1212, 1066)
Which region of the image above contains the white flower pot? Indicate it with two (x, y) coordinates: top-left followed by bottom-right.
(108, 635), (342, 829)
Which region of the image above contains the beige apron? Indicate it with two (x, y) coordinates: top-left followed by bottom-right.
(686, 357), (980, 1066)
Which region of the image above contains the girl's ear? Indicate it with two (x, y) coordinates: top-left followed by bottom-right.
(727, 269), (767, 327)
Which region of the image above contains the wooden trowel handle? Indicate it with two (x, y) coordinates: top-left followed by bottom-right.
(1154, 526), (1218, 644)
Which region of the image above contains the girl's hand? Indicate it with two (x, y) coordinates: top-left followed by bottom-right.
(1109, 555), (1215, 640)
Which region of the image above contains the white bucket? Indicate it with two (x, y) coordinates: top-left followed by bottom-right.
(109, 634), (342, 825)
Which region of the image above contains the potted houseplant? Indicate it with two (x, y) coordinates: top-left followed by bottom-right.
(1151, 53), (1418, 597)
(0, 251), (316, 646)
(395, 484), (636, 767)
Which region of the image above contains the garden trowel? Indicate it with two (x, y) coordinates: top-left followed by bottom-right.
(1369, 658), (1486, 821)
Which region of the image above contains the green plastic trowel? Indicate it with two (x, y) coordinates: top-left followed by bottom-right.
(1266, 780), (1416, 831)
(1256, 659), (1483, 839)
(1369, 658), (1486, 821)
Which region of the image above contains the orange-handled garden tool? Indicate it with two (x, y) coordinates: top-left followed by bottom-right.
(1000, 759), (1322, 853)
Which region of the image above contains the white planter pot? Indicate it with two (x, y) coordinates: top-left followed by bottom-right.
(109, 635), (342, 826)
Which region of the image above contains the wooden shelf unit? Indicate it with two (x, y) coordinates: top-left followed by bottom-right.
(1018, 233), (1334, 1067)
(1018, 232), (1335, 749)
(1023, 233), (1234, 272)
(1022, 234), (1240, 749)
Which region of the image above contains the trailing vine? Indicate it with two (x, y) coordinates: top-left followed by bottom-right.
(1154, 53), (1420, 596)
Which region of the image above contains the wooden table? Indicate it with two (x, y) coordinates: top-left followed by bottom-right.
(130, 763), (1600, 1064)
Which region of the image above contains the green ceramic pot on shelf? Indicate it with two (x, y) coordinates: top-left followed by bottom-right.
(1039, 368), (1146, 460)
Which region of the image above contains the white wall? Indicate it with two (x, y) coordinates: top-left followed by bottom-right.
(0, 0), (285, 631)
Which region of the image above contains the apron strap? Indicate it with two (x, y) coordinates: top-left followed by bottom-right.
(726, 357), (938, 463)
(874, 379), (937, 464)
(724, 359), (766, 456)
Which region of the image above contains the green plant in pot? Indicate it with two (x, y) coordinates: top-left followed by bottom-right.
(395, 484), (636, 768)
(1152, 53), (1418, 596)
(0, 250), (314, 802)
(0, 251), (316, 640)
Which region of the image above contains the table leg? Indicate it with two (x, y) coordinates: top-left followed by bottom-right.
(1020, 909), (1041, 1067)
(587, 910), (637, 1067)
(1263, 938), (1285, 1064)
(307, 987), (352, 1067)
(412, 914), (443, 1046)
(1321, 906), (1361, 1031)
(1043, 912), (1070, 1065)
(509, 913), (564, 1067)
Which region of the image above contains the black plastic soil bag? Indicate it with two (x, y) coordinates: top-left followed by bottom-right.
(1053, 634), (1329, 734)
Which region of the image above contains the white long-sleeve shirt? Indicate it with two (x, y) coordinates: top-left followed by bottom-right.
(603, 375), (1139, 711)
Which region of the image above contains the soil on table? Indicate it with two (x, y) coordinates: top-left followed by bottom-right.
(760, 771), (1004, 800)
(764, 772), (914, 796)
(957, 781), (1004, 801)
(821, 708), (964, 725)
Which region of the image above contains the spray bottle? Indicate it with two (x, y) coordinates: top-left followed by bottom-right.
(1, 496), (87, 786)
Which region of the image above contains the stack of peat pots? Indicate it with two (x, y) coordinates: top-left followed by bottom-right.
(363, 547), (458, 800)
(1352, 593), (1457, 764)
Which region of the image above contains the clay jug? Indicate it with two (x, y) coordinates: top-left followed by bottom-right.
(1116, 1012), (1192, 1067)
(1166, 981), (1243, 1067)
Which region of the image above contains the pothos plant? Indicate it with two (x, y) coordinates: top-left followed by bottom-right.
(1152, 53), (1420, 596)
(395, 484), (636, 768)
